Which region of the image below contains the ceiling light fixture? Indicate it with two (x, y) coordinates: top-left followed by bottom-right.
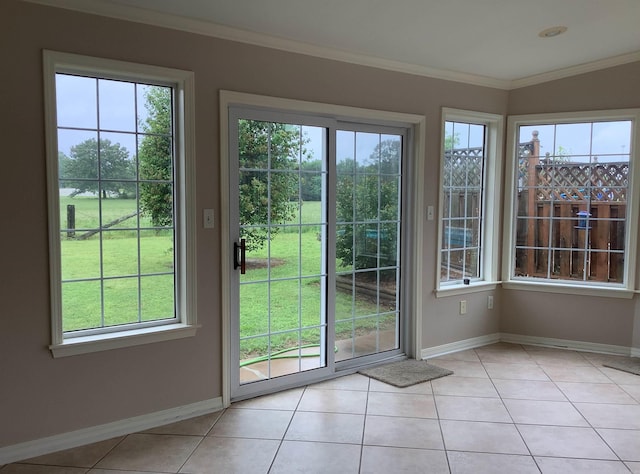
(538, 26), (568, 38)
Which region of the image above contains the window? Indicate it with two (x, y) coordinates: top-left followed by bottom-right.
(44, 51), (196, 357)
(437, 109), (503, 293)
(504, 110), (640, 295)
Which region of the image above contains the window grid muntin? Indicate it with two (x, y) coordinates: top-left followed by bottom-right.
(513, 120), (631, 284)
(56, 72), (177, 336)
(441, 121), (486, 284)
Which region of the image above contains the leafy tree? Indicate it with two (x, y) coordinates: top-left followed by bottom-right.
(60, 138), (135, 198)
(238, 120), (303, 251)
(300, 159), (323, 201)
(137, 90), (304, 248)
(444, 132), (459, 151)
(335, 139), (400, 278)
(138, 86), (173, 227)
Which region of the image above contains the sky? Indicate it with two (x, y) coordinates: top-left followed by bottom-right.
(56, 74), (157, 157)
(56, 74), (633, 168)
(519, 121), (631, 163)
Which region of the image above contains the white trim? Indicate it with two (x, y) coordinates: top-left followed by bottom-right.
(219, 95), (232, 409)
(502, 281), (634, 299)
(0, 397), (223, 465)
(435, 281), (499, 298)
(510, 51), (640, 90)
(23, 0), (509, 90)
(26, 0), (640, 90)
(50, 323), (200, 358)
(420, 332), (636, 360)
(219, 90), (426, 402)
(500, 333), (633, 356)
(410, 118), (426, 359)
(43, 50), (198, 355)
(503, 109), (640, 294)
(421, 333), (501, 359)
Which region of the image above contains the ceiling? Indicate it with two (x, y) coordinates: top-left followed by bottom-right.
(26, 0), (640, 89)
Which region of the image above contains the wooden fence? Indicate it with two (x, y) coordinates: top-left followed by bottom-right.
(515, 132), (627, 282)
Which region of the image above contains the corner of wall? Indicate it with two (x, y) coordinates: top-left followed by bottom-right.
(633, 296), (640, 357)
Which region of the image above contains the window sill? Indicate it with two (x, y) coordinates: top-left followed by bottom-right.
(435, 281), (499, 298)
(502, 280), (634, 299)
(50, 323), (200, 358)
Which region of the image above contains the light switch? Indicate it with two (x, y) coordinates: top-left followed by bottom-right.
(204, 209), (215, 228)
(427, 205), (434, 221)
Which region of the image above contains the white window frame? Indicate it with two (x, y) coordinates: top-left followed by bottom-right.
(43, 50), (197, 357)
(436, 108), (503, 296)
(503, 109), (640, 298)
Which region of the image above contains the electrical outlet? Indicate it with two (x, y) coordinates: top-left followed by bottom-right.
(488, 295), (494, 309)
(460, 300), (467, 315)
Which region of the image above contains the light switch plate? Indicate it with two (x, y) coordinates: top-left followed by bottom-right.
(203, 209), (215, 228)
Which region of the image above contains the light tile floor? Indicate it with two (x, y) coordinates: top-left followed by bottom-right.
(4, 343), (640, 473)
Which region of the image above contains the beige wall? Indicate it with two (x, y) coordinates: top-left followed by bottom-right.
(1, 0), (509, 448)
(3, 0), (639, 451)
(503, 62), (640, 348)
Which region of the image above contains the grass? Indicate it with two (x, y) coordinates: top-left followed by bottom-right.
(60, 197), (396, 356)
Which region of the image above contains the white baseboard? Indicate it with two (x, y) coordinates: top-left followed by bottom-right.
(420, 333), (501, 359)
(421, 332), (635, 360)
(500, 333), (633, 356)
(0, 397), (224, 465)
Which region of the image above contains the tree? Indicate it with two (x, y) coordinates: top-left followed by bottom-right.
(335, 139), (400, 278)
(238, 120), (302, 251)
(444, 132), (460, 151)
(138, 86), (173, 227)
(137, 89), (303, 248)
(60, 138), (135, 198)
(300, 159), (323, 201)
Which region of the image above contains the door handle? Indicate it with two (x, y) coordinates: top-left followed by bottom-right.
(234, 238), (246, 274)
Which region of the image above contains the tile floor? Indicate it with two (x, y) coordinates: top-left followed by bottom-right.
(3, 342), (640, 473)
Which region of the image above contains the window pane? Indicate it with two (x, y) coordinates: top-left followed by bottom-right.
(138, 86), (172, 136)
(62, 280), (101, 332)
(55, 71), (177, 334)
(98, 79), (136, 132)
(513, 118), (632, 285)
(139, 230), (173, 274)
(102, 231), (139, 277)
(56, 75), (97, 129)
(355, 132), (380, 171)
(440, 120), (485, 283)
(240, 282), (269, 337)
(103, 277), (139, 326)
(141, 275), (175, 321)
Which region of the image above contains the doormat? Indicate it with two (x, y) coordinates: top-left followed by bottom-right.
(603, 357), (640, 376)
(358, 359), (453, 387)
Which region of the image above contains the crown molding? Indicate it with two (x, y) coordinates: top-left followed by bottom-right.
(510, 50), (640, 90)
(20, 0), (640, 91)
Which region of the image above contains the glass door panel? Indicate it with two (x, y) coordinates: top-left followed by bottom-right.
(233, 118), (329, 391)
(334, 130), (402, 362)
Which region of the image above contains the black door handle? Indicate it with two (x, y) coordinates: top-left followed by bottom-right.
(234, 238), (246, 274)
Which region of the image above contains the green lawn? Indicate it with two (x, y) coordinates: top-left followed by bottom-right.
(60, 198), (392, 356)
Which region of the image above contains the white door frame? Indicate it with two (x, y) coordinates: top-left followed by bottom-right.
(219, 90), (425, 406)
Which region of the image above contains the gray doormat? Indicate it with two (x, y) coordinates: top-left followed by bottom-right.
(358, 359), (453, 387)
(603, 357), (640, 376)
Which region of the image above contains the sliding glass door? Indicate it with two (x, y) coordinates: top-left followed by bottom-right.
(229, 108), (405, 399)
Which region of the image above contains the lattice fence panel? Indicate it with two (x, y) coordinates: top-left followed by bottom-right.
(443, 147), (483, 188)
(535, 163), (628, 202)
